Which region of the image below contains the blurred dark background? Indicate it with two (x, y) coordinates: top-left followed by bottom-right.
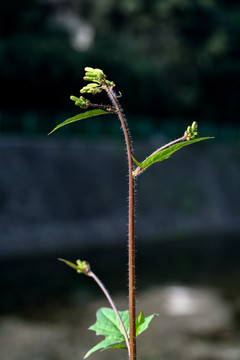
(0, 1), (240, 360)
(1, 0), (240, 133)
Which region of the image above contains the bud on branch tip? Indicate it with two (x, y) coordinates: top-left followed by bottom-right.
(185, 121), (198, 140)
(58, 258), (91, 275)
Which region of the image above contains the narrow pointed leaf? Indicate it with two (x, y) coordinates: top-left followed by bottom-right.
(135, 137), (213, 174)
(48, 109), (110, 135)
(132, 156), (144, 169)
(58, 258), (79, 271)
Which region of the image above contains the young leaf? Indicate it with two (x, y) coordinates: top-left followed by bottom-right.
(136, 312), (157, 336)
(48, 109), (110, 135)
(84, 307), (129, 358)
(136, 311), (145, 336)
(84, 308), (157, 358)
(132, 156), (144, 169)
(133, 137), (213, 176)
(58, 258), (90, 274)
(58, 258), (79, 271)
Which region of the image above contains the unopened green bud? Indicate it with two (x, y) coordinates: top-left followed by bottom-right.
(95, 70), (104, 80)
(70, 95), (79, 102)
(80, 85), (90, 93)
(84, 67), (95, 72)
(76, 259), (83, 266)
(84, 68), (104, 78)
(83, 76), (95, 81)
(85, 72), (95, 77)
(92, 88), (102, 95)
(76, 259), (91, 273)
(187, 126), (191, 133)
(87, 83), (99, 88)
(94, 68), (103, 73)
(191, 121), (198, 132)
(105, 80), (115, 87)
(77, 96), (88, 109)
(70, 95), (89, 108)
(94, 68), (104, 76)
(79, 96), (87, 103)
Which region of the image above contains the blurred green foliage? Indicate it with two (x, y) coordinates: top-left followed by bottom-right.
(0, 0), (240, 123)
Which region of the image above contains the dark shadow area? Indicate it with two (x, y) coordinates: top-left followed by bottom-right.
(1, 0), (240, 125)
(1, 232), (240, 314)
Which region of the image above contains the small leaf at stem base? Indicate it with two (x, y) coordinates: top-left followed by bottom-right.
(84, 307), (157, 358)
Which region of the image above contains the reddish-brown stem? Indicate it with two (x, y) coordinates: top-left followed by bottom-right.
(107, 89), (136, 360)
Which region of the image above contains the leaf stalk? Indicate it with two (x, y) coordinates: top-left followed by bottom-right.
(88, 271), (130, 354)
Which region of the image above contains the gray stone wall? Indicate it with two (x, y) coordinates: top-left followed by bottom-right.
(0, 135), (239, 259)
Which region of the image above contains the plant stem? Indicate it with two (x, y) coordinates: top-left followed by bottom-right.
(88, 103), (117, 112)
(107, 89), (136, 360)
(88, 270), (130, 354)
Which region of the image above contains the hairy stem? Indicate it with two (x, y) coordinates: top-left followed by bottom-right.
(107, 88), (136, 360)
(88, 103), (117, 112)
(88, 271), (130, 354)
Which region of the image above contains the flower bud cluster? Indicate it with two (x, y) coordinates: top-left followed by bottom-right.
(84, 67), (105, 82)
(80, 83), (103, 95)
(70, 95), (89, 109)
(185, 121), (198, 140)
(69, 67), (116, 112)
(76, 259), (91, 274)
(80, 67), (115, 95)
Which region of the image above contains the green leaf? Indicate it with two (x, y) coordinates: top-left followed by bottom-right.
(136, 312), (157, 336)
(58, 258), (90, 274)
(48, 109), (110, 135)
(84, 307), (129, 358)
(136, 311), (145, 336)
(132, 156), (144, 169)
(84, 307), (157, 358)
(89, 308), (129, 338)
(58, 258), (79, 271)
(84, 338), (122, 359)
(134, 137), (213, 175)
(102, 343), (127, 351)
